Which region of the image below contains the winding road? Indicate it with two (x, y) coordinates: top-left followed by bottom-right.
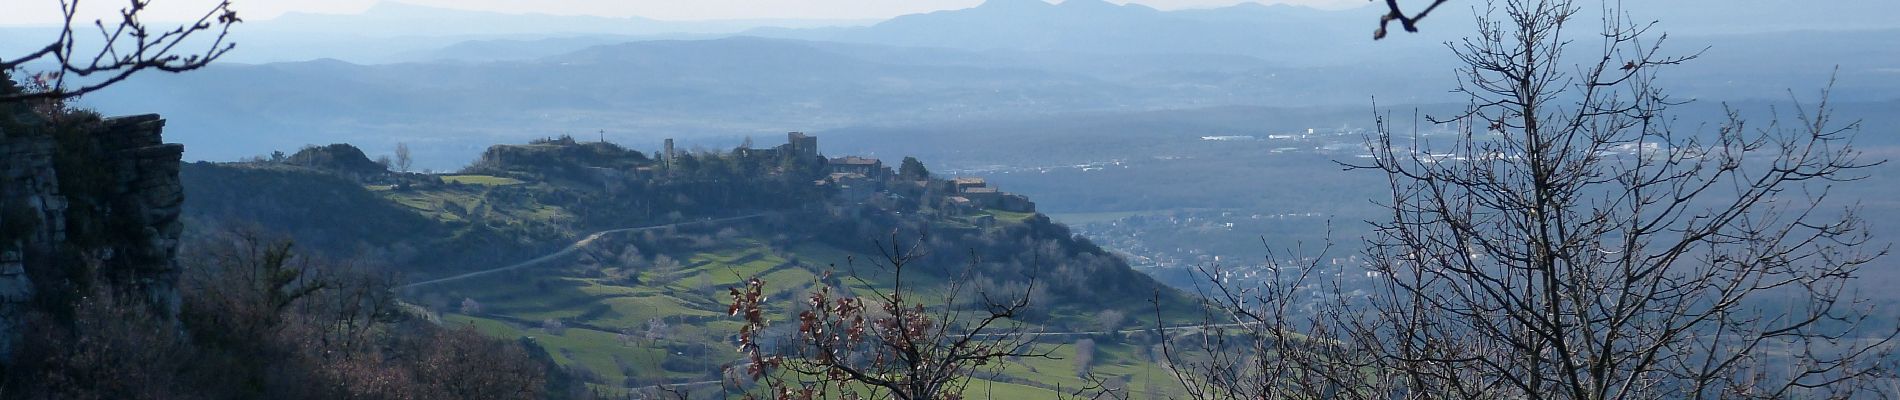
(399, 213), (770, 289)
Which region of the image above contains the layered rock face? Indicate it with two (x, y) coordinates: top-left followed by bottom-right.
(0, 114), (184, 360)
(0, 134), (62, 336)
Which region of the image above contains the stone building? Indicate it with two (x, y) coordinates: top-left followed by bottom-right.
(827, 156), (885, 179)
(734, 132), (825, 167)
(817, 172), (878, 202)
(952, 177), (987, 192)
(785, 132), (818, 159)
(996, 193), (1036, 213)
(945, 176), (1035, 213)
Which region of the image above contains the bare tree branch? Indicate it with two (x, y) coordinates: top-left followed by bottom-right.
(2, 0), (240, 102)
(1376, 0), (1451, 39)
(730, 231), (1095, 400)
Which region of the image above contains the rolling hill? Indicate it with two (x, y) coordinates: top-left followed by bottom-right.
(179, 137), (1207, 396)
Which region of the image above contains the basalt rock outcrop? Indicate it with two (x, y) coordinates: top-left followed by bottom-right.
(285, 143), (387, 178)
(0, 114), (184, 361)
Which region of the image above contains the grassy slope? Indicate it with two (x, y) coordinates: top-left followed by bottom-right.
(417, 227), (1196, 397)
(421, 239), (830, 387)
(189, 164), (1200, 396)
(376, 178), (573, 228)
(440, 174), (526, 186)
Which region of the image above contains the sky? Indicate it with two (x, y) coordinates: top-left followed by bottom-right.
(0, 0), (1369, 25)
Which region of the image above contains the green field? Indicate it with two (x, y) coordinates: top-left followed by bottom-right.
(419, 239), (837, 386)
(441, 174), (526, 186)
(376, 182), (574, 228)
(413, 218), (1193, 397)
(983, 208), (1038, 223)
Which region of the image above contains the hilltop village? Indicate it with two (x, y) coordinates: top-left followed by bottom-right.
(473, 132), (1035, 215)
(168, 127), (1188, 395)
(195, 130), (1050, 280)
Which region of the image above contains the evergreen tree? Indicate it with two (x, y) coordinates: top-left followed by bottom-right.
(898, 156), (930, 180)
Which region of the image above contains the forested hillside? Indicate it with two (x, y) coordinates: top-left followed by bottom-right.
(177, 135), (1199, 396)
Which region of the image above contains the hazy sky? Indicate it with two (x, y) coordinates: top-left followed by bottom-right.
(1, 0), (1368, 25)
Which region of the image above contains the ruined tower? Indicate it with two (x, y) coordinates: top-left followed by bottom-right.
(663, 138), (675, 168)
(786, 132), (818, 159)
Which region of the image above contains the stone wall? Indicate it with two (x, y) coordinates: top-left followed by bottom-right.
(0, 114), (184, 361)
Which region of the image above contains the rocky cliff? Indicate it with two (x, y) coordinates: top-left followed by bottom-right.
(0, 114), (184, 361)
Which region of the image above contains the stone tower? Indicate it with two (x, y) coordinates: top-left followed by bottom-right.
(786, 132), (818, 159)
(663, 138), (675, 168)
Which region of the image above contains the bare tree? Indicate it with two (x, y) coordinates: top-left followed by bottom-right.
(2, 0), (240, 102)
(410, 325), (547, 400)
(395, 142), (413, 173)
(650, 254), (682, 285)
(729, 233), (1107, 400)
(1157, 252), (1379, 400)
(459, 297), (482, 315)
(1073, 338), (1097, 378)
(1094, 309), (1126, 334)
(644, 317), (670, 342)
(1175, 0), (1896, 399)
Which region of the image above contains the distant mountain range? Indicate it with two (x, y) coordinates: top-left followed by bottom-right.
(263, 2), (875, 37)
(76, 35), (1471, 165)
(35, 0), (1900, 169)
(745, 0), (1396, 66)
(14, 0), (1891, 65)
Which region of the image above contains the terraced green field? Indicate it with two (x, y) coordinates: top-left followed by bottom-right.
(982, 208), (1038, 223)
(376, 180), (572, 227)
(382, 187), (486, 223)
(418, 226), (1193, 398)
(420, 239), (846, 387)
(441, 174), (526, 186)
